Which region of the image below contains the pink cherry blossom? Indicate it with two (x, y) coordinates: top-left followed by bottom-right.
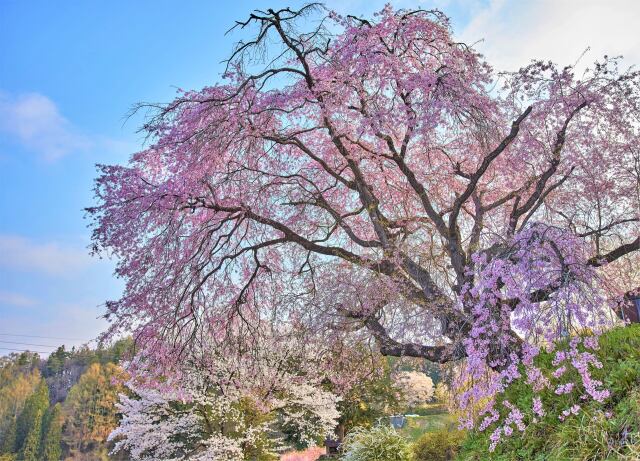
(87, 5), (640, 450)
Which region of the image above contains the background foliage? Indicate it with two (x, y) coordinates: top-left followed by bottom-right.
(0, 339), (131, 461)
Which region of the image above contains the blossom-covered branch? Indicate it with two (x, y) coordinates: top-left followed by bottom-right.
(88, 4), (639, 420)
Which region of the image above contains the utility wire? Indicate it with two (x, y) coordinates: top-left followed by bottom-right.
(0, 333), (90, 341)
(0, 340), (59, 349)
(0, 347), (51, 354)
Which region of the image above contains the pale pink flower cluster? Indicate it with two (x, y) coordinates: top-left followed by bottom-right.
(393, 371), (435, 407)
(532, 397), (545, 417)
(559, 404), (581, 421)
(456, 224), (616, 450)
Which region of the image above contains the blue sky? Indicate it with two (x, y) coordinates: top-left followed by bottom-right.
(1, 0), (638, 355)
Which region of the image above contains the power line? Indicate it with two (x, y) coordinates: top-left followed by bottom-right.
(0, 340), (59, 349)
(0, 347), (51, 354)
(0, 333), (90, 342)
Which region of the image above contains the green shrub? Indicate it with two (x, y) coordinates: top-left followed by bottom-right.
(341, 425), (413, 461)
(459, 324), (640, 460)
(413, 429), (465, 461)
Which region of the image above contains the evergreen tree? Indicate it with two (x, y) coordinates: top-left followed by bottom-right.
(19, 406), (43, 461)
(0, 369), (40, 454)
(0, 418), (16, 454)
(106, 337), (133, 364)
(41, 404), (62, 461)
(15, 352), (39, 370)
(45, 346), (68, 377)
(14, 379), (49, 453)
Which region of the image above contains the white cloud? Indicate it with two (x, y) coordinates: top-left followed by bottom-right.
(460, 0), (640, 71)
(0, 92), (92, 161)
(0, 234), (94, 277)
(0, 290), (37, 307)
(308, 1), (640, 72)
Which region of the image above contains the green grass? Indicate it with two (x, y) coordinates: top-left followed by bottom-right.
(398, 413), (457, 441)
(459, 324), (640, 460)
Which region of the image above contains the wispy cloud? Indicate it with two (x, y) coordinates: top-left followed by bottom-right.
(323, 0), (640, 72)
(0, 234), (94, 277)
(0, 92), (92, 161)
(0, 290), (37, 307)
(460, 0), (640, 71)
(0, 91), (137, 163)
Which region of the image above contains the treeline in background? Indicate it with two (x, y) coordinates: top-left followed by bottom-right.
(0, 339), (131, 461)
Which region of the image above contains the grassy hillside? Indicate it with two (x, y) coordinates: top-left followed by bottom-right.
(459, 325), (640, 460)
